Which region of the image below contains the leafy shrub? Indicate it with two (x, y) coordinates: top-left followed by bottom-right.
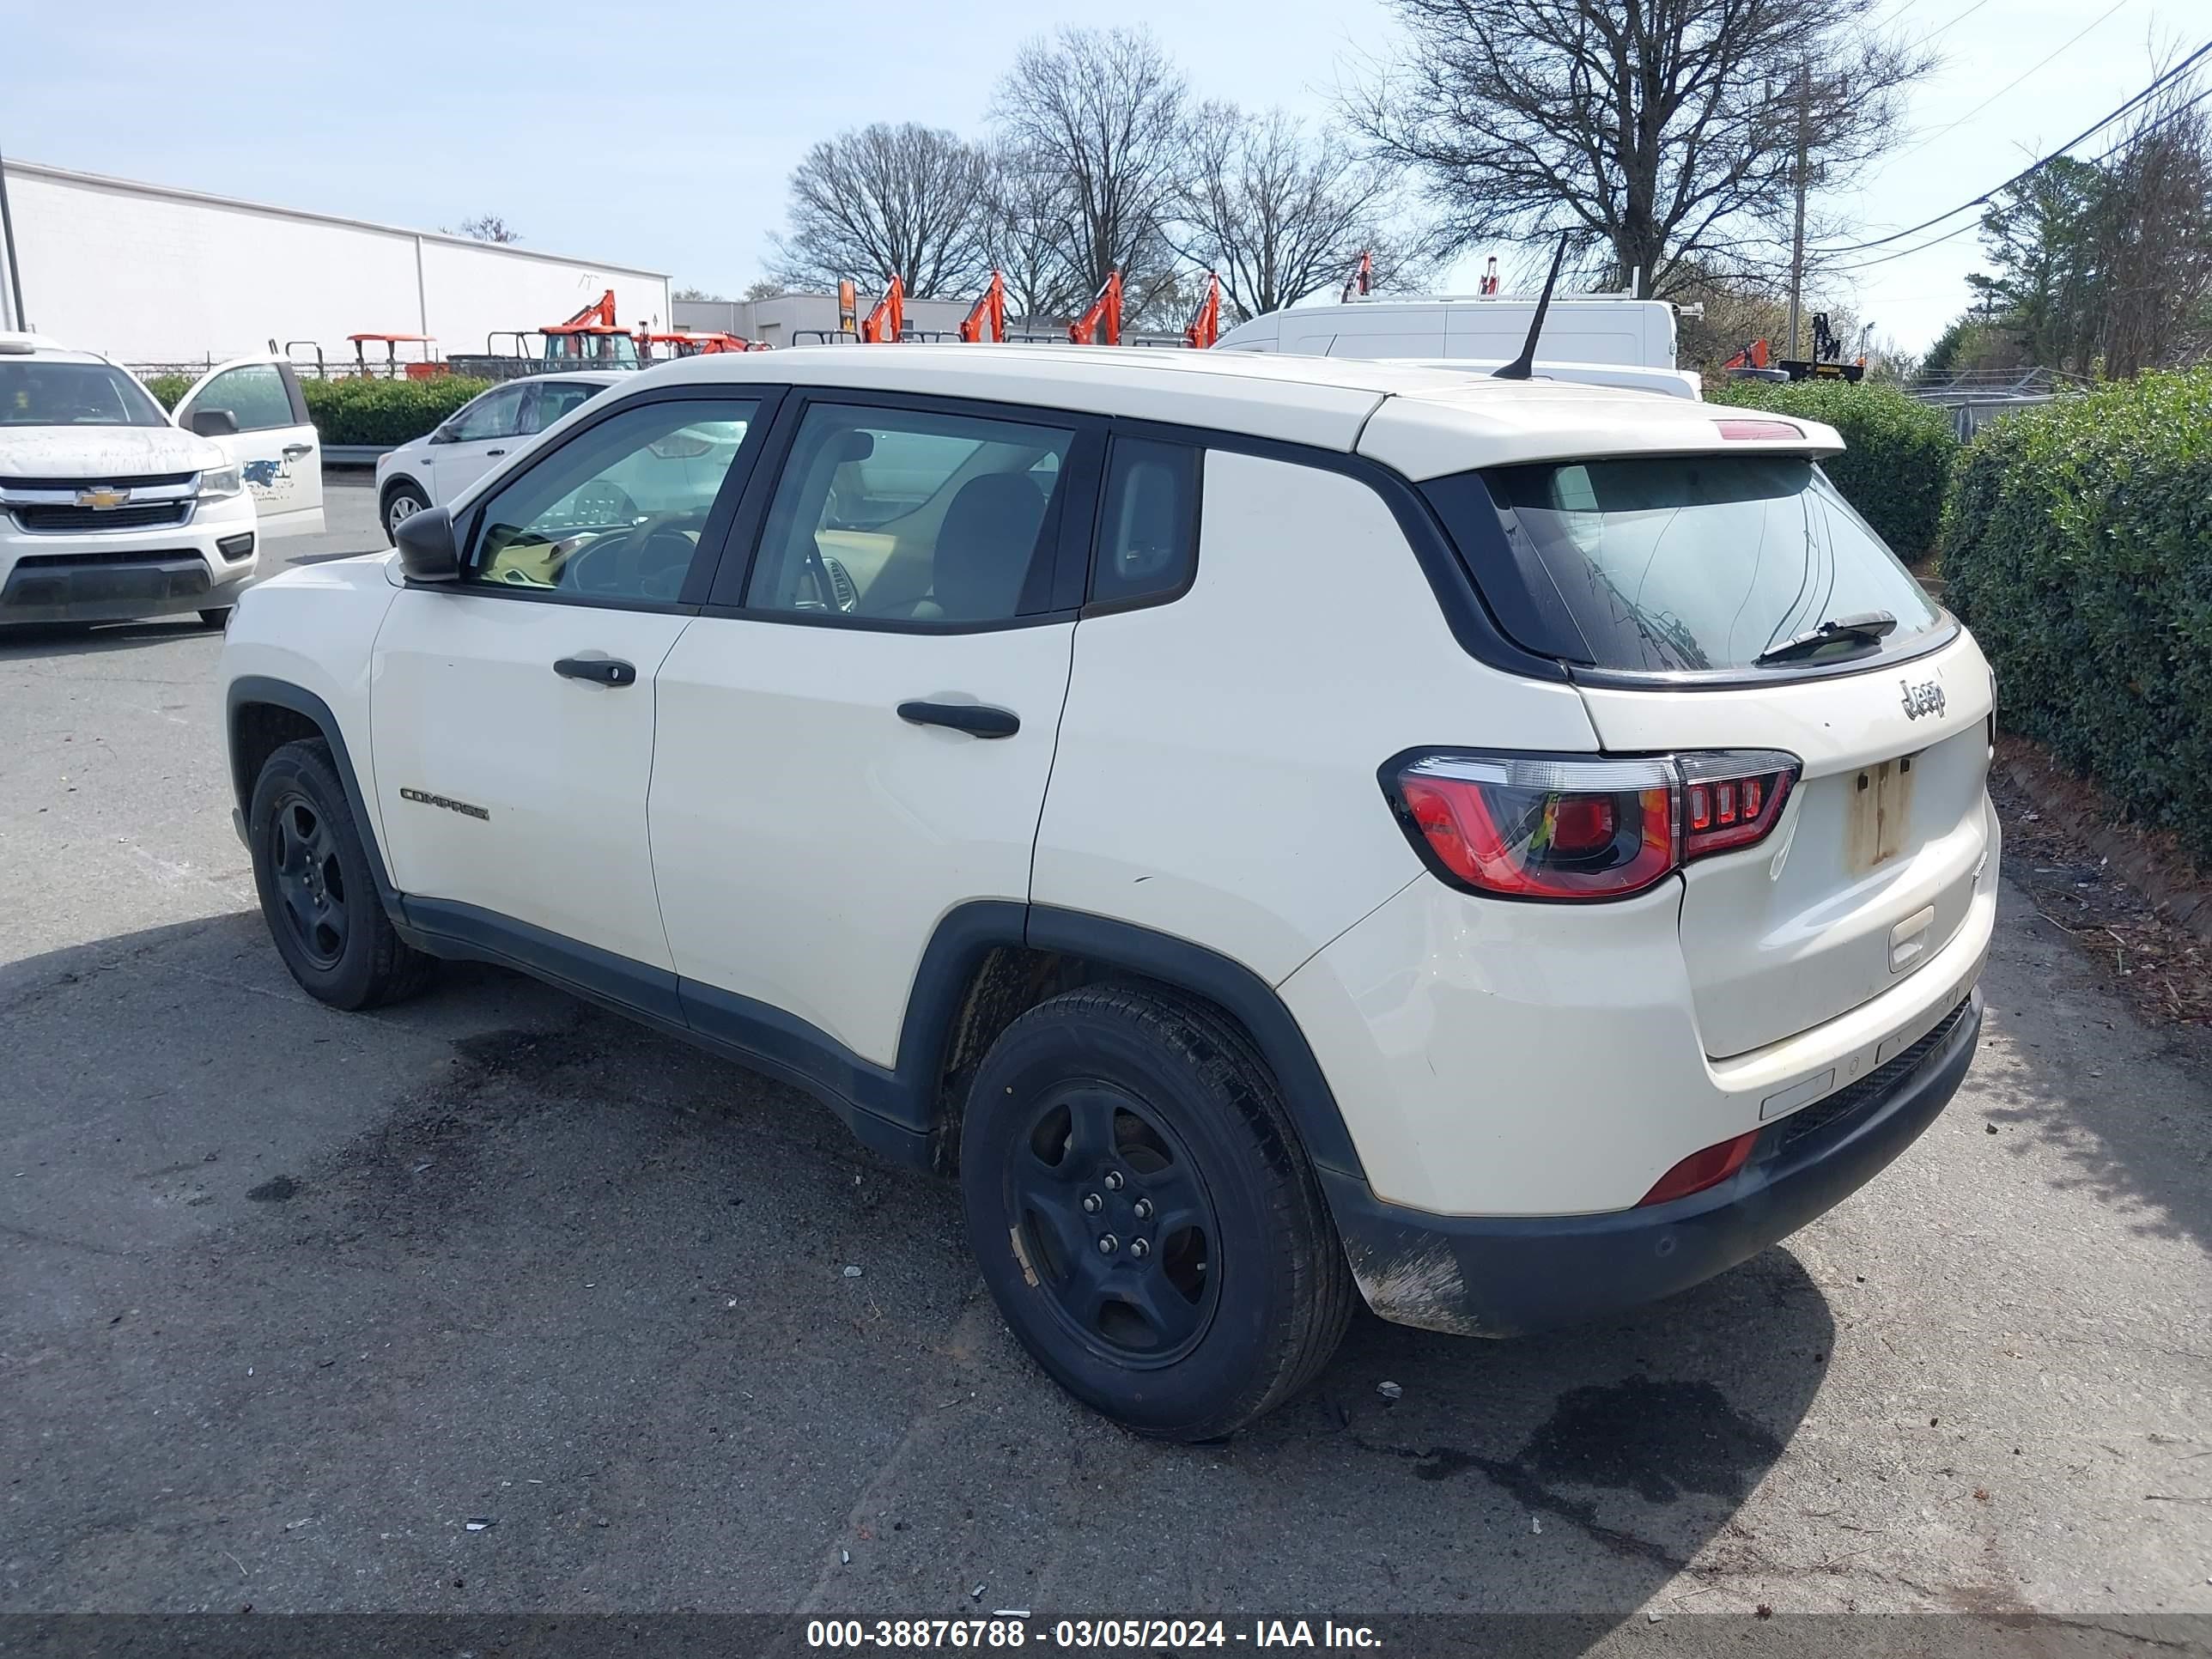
(300, 376), (493, 446)
(1941, 369), (2212, 859)
(140, 373), (194, 410)
(1707, 378), (1959, 559)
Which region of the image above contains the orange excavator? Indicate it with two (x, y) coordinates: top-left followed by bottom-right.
(859, 275), (905, 343)
(959, 270), (1006, 343)
(1339, 250), (1372, 303)
(1183, 270), (1222, 349)
(1067, 270), (1122, 345)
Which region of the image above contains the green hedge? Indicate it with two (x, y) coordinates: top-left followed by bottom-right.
(1707, 379), (1959, 560)
(141, 374), (194, 410)
(1941, 369), (2212, 859)
(137, 370), (491, 445)
(301, 376), (492, 445)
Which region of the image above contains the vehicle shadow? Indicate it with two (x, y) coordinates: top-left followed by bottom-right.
(3, 916), (1832, 1632)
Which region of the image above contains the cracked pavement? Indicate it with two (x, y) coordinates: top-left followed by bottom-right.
(3, 483), (2209, 1637)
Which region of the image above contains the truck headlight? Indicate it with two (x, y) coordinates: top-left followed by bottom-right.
(198, 464), (244, 501)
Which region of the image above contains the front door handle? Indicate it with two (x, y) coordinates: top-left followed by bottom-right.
(897, 700), (1019, 738)
(555, 656), (637, 687)
(486, 448), (507, 458)
(281, 442), (313, 459)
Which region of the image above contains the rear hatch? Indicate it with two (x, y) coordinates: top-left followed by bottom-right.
(1419, 443), (1994, 1057)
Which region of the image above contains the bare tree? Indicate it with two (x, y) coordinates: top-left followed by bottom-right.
(2094, 67), (2212, 375)
(978, 143), (1084, 325)
(992, 27), (1188, 323)
(771, 122), (990, 297)
(742, 278), (789, 302)
(673, 285), (727, 301)
(449, 214), (522, 244)
(1344, 0), (1930, 297)
(1173, 104), (1407, 320)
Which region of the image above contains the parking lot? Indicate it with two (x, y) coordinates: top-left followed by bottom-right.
(3, 478), (2209, 1632)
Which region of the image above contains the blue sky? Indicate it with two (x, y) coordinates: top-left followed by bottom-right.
(3, 0), (2201, 351)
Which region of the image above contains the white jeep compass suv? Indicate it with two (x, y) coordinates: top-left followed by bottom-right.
(218, 346), (1996, 1439)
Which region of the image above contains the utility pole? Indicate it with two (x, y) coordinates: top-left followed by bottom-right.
(1786, 64), (1809, 363)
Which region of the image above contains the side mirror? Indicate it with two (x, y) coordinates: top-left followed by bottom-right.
(395, 506), (462, 583)
(187, 408), (240, 437)
(428, 422), (457, 445)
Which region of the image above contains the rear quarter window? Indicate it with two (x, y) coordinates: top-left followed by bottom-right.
(1423, 453), (1944, 675)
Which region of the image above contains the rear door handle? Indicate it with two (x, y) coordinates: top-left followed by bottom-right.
(281, 442), (313, 459)
(897, 700), (1019, 738)
(555, 656), (637, 687)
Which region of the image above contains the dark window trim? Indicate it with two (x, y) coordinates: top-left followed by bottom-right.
(432, 383), (787, 617)
(699, 386), (1106, 633)
(1080, 429), (1203, 618)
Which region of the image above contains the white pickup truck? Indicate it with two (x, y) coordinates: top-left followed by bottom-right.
(0, 332), (322, 627)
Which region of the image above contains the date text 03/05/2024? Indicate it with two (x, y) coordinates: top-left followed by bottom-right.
(805, 1618), (1383, 1649)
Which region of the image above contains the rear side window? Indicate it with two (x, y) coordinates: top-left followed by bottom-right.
(1425, 455), (1942, 674)
(1091, 439), (1200, 607)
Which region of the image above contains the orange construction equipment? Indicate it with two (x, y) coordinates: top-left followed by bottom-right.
(636, 331), (763, 360)
(1722, 338), (1771, 372)
(859, 275), (905, 343)
(959, 270), (1007, 343)
(1339, 250), (1372, 303)
(1067, 270), (1122, 345)
(1479, 257), (1500, 296)
(837, 280), (859, 336)
(1183, 270), (1222, 349)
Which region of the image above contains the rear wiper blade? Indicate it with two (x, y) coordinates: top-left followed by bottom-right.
(1755, 611), (1899, 665)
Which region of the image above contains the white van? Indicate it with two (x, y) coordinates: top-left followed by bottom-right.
(1216, 296), (1680, 370)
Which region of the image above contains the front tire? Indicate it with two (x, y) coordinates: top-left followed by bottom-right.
(381, 480), (430, 544)
(960, 985), (1354, 1440)
(248, 738), (433, 1010)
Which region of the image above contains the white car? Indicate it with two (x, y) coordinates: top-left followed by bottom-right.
(219, 346), (1996, 1439)
(374, 371), (622, 544)
(0, 334), (321, 627)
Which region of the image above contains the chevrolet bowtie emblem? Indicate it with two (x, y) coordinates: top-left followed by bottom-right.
(76, 486), (131, 509)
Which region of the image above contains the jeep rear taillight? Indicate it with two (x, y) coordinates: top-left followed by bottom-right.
(1384, 750), (1800, 902)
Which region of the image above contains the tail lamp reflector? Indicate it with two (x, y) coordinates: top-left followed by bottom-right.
(1387, 750), (1799, 902)
(1638, 1130), (1759, 1206)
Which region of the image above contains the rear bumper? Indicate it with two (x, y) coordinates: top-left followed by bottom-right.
(1323, 989), (1981, 1337)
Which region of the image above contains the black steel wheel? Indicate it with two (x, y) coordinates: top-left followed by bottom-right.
(962, 984), (1354, 1440)
(1005, 1082), (1223, 1366)
(248, 738), (434, 1010)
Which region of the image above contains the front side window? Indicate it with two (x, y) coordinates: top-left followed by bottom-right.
(444, 385), (528, 443)
(188, 363), (297, 433)
(465, 397), (757, 604)
(1427, 455), (1944, 674)
(0, 362), (167, 428)
(746, 403), (1075, 623)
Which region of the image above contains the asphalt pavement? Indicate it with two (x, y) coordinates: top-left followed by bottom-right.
(3, 479), (2209, 1637)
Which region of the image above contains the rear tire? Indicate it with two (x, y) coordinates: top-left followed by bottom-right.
(381, 480), (430, 544)
(960, 984), (1354, 1440)
(248, 738), (434, 1010)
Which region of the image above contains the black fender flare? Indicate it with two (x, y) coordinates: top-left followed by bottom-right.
(226, 675), (400, 909)
(894, 902), (1368, 1182)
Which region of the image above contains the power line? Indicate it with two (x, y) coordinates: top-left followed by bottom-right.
(1887, 0), (2136, 163)
(1905, 0), (1995, 52)
(1826, 78), (2212, 274)
(1816, 37), (2212, 257)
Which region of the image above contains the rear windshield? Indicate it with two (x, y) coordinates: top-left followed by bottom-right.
(1425, 454), (1943, 674)
(0, 361), (169, 428)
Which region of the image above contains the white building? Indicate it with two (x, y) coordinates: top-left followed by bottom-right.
(0, 160), (670, 370)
